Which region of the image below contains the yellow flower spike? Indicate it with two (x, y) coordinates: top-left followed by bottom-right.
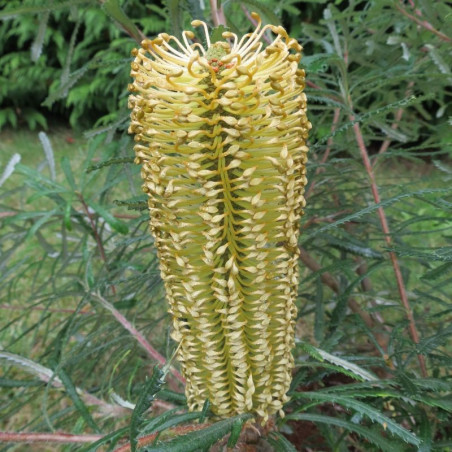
(129, 15), (311, 422)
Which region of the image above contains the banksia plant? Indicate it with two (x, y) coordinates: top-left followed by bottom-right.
(128, 14), (310, 422)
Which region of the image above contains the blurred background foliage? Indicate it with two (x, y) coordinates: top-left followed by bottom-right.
(0, 0), (451, 450)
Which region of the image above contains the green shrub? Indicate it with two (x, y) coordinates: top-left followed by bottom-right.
(0, 1), (451, 450)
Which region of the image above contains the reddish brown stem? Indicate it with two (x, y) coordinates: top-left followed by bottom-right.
(0, 211), (16, 218)
(0, 432), (103, 444)
(209, 0), (227, 27)
(0, 304), (93, 315)
(302, 210), (351, 229)
(92, 292), (185, 385)
(350, 118), (427, 377)
(396, 3), (451, 43)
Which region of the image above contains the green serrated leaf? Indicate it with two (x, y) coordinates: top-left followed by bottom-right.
(418, 410), (432, 452)
(86, 157), (134, 173)
(303, 187), (452, 240)
(55, 364), (100, 433)
(285, 413), (401, 451)
(157, 389), (187, 405)
(141, 411), (200, 436)
(87, 200), (129, 235)
(266, 432), (297, 451)
(292, 392), (420, 446)
(61, 156), (77, 190)
(130, 366), (166, 452)
(165, 0), (183, 39)
(227, 418), (245, 448)
(296, 342), (377, 382)
(232, 0), (280, 25)
(210, 25), (229, 43)
(0, 0), (87, 19)
(199, 399), (210, 424)
(102, 0), (143, 43)
(79, 427), (129, 452)
(26, 209), (59, 240)
(144, 413), (253, 452)
(302, 54), (335, 73)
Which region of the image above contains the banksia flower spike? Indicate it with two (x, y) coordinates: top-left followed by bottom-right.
(128, 14), (311, 421)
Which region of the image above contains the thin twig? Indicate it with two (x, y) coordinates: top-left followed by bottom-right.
(302, 210), (351, 229)
(350, 117), (427, 377)
(0, 432), (103, 444)
(0, 351), (129, 418)
(395, 2), (451, 43)
(0, 304), (93, 315)
(91, 291), (185, 385)
(77, 192), (116, 294)
(209, 0), (226, 27)
(0, 211), (16, 218)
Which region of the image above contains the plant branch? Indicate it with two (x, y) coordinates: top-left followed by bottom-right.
(350, 117), (427, 377)
(91, 292), (185, 385)
(209, 0), (226, 27)
(0, 351), (129, 418)
(0, 304), (93, 315)
(395, 2), (451, 43)
(0, 432), (103, 444)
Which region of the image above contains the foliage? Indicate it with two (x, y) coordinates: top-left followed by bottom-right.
(1, 0), (452, 451)
(0, 0), (167, 130)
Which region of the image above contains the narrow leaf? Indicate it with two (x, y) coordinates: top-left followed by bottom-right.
(297, 342), (377, 382)
(292, 392), (420, 446)
(144, 413), (252, 452)
(102, 0), (143, 43)
(0, 153), (21, 188)
(38, 132), (56, 181)
(61, 156), (77, 190)
(0, 0), (87, 19)
(140, 410), (199, 435)
(87, 200), (129, 234)
(79, 427), (129, 452)
(227, 418), (245, 448)
(165, 0), (183, 39)
(31, 11), (49, 62)
(86, 157), (134, 173)
(55, 364), (100, 433)
(266, 432), (297, 451)
(130, 366), (166, 452)
(285, 413), (400, 451)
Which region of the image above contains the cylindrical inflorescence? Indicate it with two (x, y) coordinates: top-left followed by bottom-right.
(128, 14), (311, 421)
